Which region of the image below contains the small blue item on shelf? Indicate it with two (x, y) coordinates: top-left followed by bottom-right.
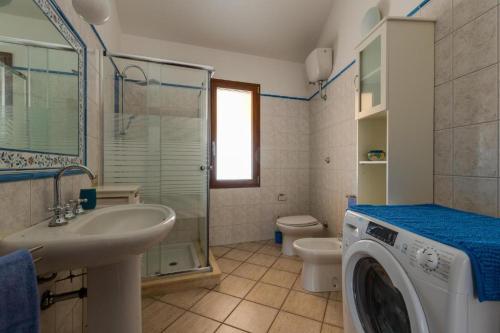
(275, 230), (283, 244)
(80, 188), (97, 210)
(348, 204), (500, 302)
(0, 249), (40, 333)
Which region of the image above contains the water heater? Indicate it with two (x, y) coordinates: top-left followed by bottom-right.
(305, 48), (333, 100)
(305, 48), (333, 83)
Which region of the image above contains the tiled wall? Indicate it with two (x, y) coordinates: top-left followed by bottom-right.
(0, 0), (113, 331)
(210, 97), (310, 245)
(417, 0), (500, 216)
(309, 68), (357, 236)
(309, 0), (500, 238)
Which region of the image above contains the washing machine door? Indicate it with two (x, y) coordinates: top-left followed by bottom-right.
(343, 240), (428, 333)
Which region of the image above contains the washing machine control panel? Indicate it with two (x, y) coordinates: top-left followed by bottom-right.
(406, 239), (455, 282)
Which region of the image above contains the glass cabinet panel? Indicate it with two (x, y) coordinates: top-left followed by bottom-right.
(360, 35), (381, 113)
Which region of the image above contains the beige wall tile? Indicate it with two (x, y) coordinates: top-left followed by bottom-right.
(0, 180), (30, 235)
(435, 35), (453, 85)
(434, 129), (453, 175)
(453, 176), (498, 216)
(453, 0), (497, 29)
(434, 82), (453, 130)
(420, 0), (453, 41)
(453, 7), (497, 78)
(453, 64), (498, 127)
(453, 122), (498, 177)
(30, 178), (53, 225)
(434, 176), (453, 207)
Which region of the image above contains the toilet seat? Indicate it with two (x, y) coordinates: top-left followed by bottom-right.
(277, 215), (319, 227)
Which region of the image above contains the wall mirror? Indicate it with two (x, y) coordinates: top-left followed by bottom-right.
(0, 0), (86, 174)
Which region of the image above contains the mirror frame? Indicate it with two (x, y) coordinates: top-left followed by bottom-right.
(0, 0), (86, 176)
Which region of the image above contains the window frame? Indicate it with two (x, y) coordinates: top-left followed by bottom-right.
(210, 78), (260, 189)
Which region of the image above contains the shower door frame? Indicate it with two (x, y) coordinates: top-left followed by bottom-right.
(101, 50), (215, 271)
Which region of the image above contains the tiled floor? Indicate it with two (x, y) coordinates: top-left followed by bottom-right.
(142, 240), (344, 333)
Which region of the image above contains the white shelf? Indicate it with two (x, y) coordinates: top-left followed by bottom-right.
(359, 160), (387, 165)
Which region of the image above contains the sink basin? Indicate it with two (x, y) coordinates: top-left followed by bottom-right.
(0, 204), (175, 333)
(0, 204), (176, 274)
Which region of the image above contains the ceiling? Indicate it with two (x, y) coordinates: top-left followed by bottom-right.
(0, 0), (48, 20)
(115, 0), (334, 63)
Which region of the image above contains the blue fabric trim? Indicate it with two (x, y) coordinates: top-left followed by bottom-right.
(349, 204), (500, 302)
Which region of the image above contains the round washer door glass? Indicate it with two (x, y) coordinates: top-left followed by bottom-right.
(353, 257), (411, 333)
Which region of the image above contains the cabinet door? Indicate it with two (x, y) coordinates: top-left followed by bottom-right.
(355, 26), (386, 119)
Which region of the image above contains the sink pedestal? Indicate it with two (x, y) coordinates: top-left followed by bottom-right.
(87, 255), (142, 333)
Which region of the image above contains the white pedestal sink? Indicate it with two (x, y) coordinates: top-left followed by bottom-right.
(0, 204), (175, 333)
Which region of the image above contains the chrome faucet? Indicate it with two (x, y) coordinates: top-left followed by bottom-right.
(49, 165), (97, 227)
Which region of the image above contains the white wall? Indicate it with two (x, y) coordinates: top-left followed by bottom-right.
(119, 33), (310, 98)
(316, 0), (423, 76)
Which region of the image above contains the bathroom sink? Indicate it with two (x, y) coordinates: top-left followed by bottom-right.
(0, 204), (175, 333)
(0, 204), (175, 274)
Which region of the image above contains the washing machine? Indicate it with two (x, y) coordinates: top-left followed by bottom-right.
(342, 210), (500, 333)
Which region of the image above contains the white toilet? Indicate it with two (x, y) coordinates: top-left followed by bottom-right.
(276, 215), (324, 256)
(293, 238), (342, 292)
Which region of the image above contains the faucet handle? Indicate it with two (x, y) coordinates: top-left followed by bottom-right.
(64, 203), (76, 220)
(71, 198), (88, 215)
(48, 205), (67, 227)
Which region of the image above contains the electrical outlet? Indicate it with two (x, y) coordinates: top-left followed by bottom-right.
(278, 193), (287, 201)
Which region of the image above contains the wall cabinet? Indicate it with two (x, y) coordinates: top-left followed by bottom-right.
(355, 18), (435, 205)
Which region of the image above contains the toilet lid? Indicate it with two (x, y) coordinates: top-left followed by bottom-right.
(277, 215), (319, 227)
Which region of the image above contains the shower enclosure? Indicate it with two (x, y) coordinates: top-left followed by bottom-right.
(102, 52), (213, 277)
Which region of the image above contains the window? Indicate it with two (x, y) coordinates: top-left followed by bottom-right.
(210, 79), (260, 188)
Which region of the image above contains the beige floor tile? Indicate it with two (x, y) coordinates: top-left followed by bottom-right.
(159, 288), (209, 309)
(214, 275), (256, 298)
(329, 291), (342, 302)
(142, 301), (184, 333)
(321, 323), (343, 333)
(292, 275), (329, 298)
(215, 325), (246, 333)
(225, 300), (278, 333)
(164, 312), (219, 333)
(142, 297), (154, 309)
(235, 242), (265, 252)
(232, 262), (268, 280)
(224, 249), (254, 261)
(269, 311), (322, 333)
(281, 254), (302, 261)
(272, 257), (302, 273)
(245, 282), (289, 308)
(191, 291), (240, 322)
(257, 245), (282, 257)
(324, 301), (343, 327)
(211, 246), (232, 258)
(247, 253), (278, 267)
(217, 258), (243, 274)
(261, 269), (298, 288)
(282, 291), (327, 321)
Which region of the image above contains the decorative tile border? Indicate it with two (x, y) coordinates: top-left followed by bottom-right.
(0, 0), (87, 172)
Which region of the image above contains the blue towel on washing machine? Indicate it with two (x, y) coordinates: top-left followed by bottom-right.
(348, 204), (500, 302)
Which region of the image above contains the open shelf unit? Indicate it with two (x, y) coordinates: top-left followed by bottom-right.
(355, 18), (435, 205)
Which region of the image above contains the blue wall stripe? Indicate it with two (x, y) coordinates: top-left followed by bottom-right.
(12, 66), (77, 76)
(261, 93), (309, 101)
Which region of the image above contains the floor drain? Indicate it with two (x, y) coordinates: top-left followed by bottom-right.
(169, 262), (178, 266)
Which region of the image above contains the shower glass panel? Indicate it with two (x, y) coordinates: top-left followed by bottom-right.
(102, 54), (211, 277)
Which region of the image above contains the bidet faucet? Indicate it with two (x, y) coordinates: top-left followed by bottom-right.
(49, 165), (97, 227)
